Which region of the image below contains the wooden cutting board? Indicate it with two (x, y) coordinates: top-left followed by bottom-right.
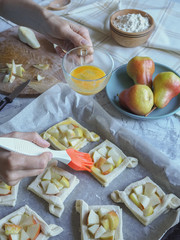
(0, 26), (65, 97)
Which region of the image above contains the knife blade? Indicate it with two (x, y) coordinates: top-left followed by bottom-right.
(0, 79), (30, 111)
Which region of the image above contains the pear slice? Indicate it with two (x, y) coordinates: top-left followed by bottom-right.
(87, 210), (99, 226)
(46, 182), (59, 195)
(134, 185), (143, 195)
(97, 147), (108, 157)
(143, 205), (154, 217)
(42, 169), (51, 180)
(88, 224), (99, 235)
(18, 26), (40, 49)
(137, 194), (150, 209)
(92, 151), (102, 164)
(94, 226), (106, 239)
(37, 74), (45, 81)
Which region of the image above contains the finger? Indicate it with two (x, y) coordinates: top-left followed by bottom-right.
(4, 168), (45, 186)
(71, 24), (92, 46)
(65, 28), (90, 48)
(7, 152), (52, 171)
(3, 131), (50, 148)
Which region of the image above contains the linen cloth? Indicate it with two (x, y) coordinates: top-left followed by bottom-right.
(40, 0), (180, 116)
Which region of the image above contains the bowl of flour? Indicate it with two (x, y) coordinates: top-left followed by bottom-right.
(110, 9), (155, 47)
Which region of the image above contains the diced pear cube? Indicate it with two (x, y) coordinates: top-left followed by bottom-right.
(98, 147), (108, 157)
(88, 224), (99, 235)
(94, 226), (106, 238)
(138, 194), (150, 209)
(149, 193), (161, 207)
(98, 207), (110, 218)
(9, 75), (16, 83)
(95, 157), (107, 169)
(134, 185), (143, 195)
(20, 229), (30, 240)
(46, 182), (59, 195)
(58, 124), (69, 133)
(100, 230), (115, 240)
(92, 151), (102, 164)
(59, 176), (70, 188)
(47, 127), (61, 139)
(129, 192), (141, 208)
(59, 136), (69, 147)
(0, 181), (11, 190)
(144, 182), (157, 197)
(100, 163), (114, 175)
(74, 127), (83, 138)
(108, 148), (122, 167)
(16, 66), (25, 77)
(42, 169), (51, 180)
(66, 129), (75, 139)
(51, 178), (64, 190)
(40, 180), (50, 192)
(143, 205), (154, 217)
(68, 138), (80, 147)
(11, 60), (16, 75)
(68, 124), (75, 130)
(106, 157), (115, 166)
(4, 223), (21, 235)
(3, 74), (10, 83)
(33, 64), (49, 70)
(101, 217), (109, 230)
(37, 74), (45, 81)
(87, 210), (99, 226)
(9, 215), (22, 225)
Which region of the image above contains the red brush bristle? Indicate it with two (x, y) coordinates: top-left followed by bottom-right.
(66, 148), (93, 172)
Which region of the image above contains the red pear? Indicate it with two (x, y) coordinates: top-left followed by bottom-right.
(153, 71), (180, 108)
(119, 84), (154, 116)
(127, 56), (155, 88)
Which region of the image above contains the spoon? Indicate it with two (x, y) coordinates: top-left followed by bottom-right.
(46, 0), (71, 11)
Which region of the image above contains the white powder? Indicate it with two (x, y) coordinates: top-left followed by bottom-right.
(113, 13), (150, 33)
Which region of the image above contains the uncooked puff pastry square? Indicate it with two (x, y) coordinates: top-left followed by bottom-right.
(111, 176), (180, 226)
(0, 181), (20, 207)
(0, 204), (63, 239)
(41, 117), (100, 150)
(28, 160), (79, 218)
(76, 199), (123, 240)
(89, 140), (138, 187)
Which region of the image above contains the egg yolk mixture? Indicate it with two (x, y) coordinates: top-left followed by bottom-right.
(70, 65), (106, 95)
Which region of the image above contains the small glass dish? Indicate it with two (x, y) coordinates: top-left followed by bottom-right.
(62, 46), (114, 95)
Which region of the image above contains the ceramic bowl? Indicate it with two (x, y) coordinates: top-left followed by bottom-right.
(110, 9), (155, 47)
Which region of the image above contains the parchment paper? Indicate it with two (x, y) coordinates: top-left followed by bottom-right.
(0, 83), (179, 240)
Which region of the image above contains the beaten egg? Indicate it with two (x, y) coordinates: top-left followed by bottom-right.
(70, 65), (106, 95)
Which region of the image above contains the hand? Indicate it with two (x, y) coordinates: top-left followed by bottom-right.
(41, 14), (92, 57)
(0, 132), (52, 186)
(0, 0), (92, 57)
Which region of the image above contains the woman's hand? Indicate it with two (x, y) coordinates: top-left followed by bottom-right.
(0, 0), (92, 57)
(0, 132), (52, 186)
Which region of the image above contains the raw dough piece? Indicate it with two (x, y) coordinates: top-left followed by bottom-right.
(0, 181), (20, 206)
(41, 117), (100, 150)
(0, 205), (63, 239)
(111, 176), (180, 226)
(76, 199), (123, 240)
(28, 161), (79, 217)
(89, 140), (138, 187)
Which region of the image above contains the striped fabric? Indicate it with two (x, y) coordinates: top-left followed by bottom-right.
(40, 0), (180, 115)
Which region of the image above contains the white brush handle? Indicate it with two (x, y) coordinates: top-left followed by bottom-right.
(0, 137), (71, 165)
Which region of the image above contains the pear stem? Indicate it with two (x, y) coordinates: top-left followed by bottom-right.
(145, 106), (157, 117)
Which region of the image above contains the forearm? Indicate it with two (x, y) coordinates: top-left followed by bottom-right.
(0, 0), (51, 34)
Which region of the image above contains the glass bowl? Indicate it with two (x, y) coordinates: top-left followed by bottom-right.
(62, 46), (114, 95)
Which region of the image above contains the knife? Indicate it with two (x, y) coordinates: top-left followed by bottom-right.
(0, 79), (30, 111)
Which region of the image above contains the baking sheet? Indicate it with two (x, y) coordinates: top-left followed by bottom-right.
(0, 83), (179, 240)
